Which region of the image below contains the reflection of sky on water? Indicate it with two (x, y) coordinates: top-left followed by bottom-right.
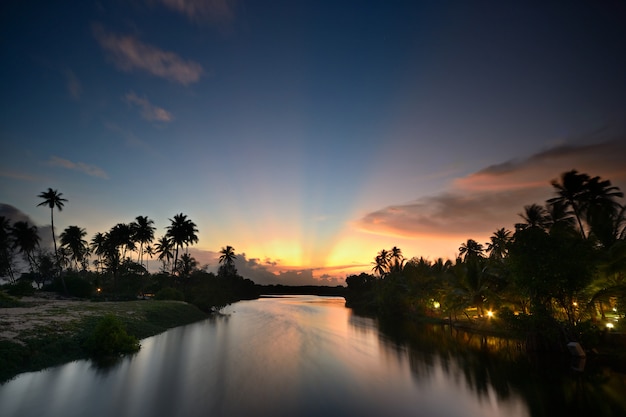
(1, 296), (532, 417)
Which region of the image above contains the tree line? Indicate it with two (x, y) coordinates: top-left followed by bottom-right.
(0, 189), (257, 310)
(346, 170), (626, 351)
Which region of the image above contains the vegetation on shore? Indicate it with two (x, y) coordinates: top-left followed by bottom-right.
(345, 170), (626, 358)
(0, 296), (209, 384)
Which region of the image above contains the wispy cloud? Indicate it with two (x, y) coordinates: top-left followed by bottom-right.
(0, 170), (42, 182)
(154, 0), (236, 24)
(93, 24), (204, 85)
(48, 156), (109, 179)
(124, 91), (173, 122)
(64, 69), (82, 100)
(356, 139), (626, 239)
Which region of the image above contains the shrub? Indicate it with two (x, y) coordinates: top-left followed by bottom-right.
(6, 279), (36, 297)
(154, 287), (185, 301)
(83, 315), (140, 358)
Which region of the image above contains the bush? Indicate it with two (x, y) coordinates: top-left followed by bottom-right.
(83, 314), (140, 358)
(64, 275), (95, 298)
(154, 287), (185, 301)
(6, 279), (36, 297)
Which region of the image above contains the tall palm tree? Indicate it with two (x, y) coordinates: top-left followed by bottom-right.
(131, 216), (155, 267)
(516, 203), (548, 231)
(59, 225), (89, 271)
(144, 244), (155, 272)
(155, 235), (174, 272)
(389, 246), (404, 273)
(91, 232), (106, 274)
(37, 188), (67, 268)
(371, 249), (390, 277)
(458, 239), (484, 262)
(486, 228), (511, 260)
(166, 213), (198, 275)
(218, 245), (237, 276)
(109, 223), (135, 260)
(547, 170), (590, 238)
(10, 221), (40, 272)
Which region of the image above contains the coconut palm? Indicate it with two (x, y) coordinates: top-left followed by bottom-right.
(144, 244), (155, 272)
(516, 203), (548, 231)
(155, 235), (174, 272)
(91, 232), (106, 274)
(218, 245), (237, 276)
(458, 239), (484, 262)
(547, 170), (590, 238)
(131, 216), (155, 267)
(109, 223), (135, 260)
(389, 246), (405, 273)
(371, 249), (390, 277)
(60, 225), (89, 271)
(37, 188), (67, 267)
(10, 221), (40, 272)
(166, 213), (198, 275)
(486, 228), (511, 260)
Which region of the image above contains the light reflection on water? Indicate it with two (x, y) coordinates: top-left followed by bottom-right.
(1, 295), (621, 416)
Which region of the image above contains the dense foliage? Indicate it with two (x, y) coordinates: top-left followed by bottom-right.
(346, 170), (626, 352)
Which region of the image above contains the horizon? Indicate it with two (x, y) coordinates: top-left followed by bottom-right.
(2, 1), (626, 285)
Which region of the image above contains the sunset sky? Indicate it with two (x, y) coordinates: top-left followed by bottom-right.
(2, 1), (625, 285)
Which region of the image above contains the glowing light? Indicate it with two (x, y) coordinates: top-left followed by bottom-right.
(572, 302), (578, 307)
(606, 323), (614, 329)
(433, 301), (440, 309)
(97, 288), (101, 293)
(487, 310), (494, 318)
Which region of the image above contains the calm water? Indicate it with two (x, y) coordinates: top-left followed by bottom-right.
(1, 296), (625, 417)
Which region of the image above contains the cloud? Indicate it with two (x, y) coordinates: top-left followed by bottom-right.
(64, 69), (82, 100)
(154, 0), (236, 25)
(48, 156), (109, 179)
(0, 203), (54, 253)
(93, 24), (204, 85)
(124, 91), (173, 122)
(0, 170), (42, 182)
(356, 139), (626, 239)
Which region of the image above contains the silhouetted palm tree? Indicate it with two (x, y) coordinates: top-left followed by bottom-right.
(516, 203), (548, 231)
(144, 244), (155, 272)
(547, 170), (590, 238)
(155, 235), (174, 272)
(11, 221), (40, 272)
(131, 216), (155, 267)
(218, 245), (237, 276)
(37, 188), (67, 268)
(389, 246), (405, 272)
(458, 239), (484, 262)
(371, 249), (390, 277)
(486, 228), (511, 260)
(166, 213), (198, 275)
(91, 232), (106, 274)
(109, 223), (135, 260)
(60, 225), (89, 270)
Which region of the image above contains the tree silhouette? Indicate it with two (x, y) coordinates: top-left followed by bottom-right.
(60, 225), (89, 270)
(131, 216), (155, 268)
(10, 221), (40, 272)
(486, 228), (511, 260)
(218, 245), (237, 276)
(0, 216), (16, 283)
(547, 170), (590, 238)
(166, 213), (198, 275)
(37, 188), (67, 266)
(155, 235), (174, 272)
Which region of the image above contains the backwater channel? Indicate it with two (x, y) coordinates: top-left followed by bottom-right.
(1, 295), (625, 417)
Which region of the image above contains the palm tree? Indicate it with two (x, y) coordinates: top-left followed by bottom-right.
(516, 203), (548, 231)
(109, 223), (135, 260)
(91, 232), (106, 274)
(155, 235), (174, 272)
(547, 170), (590, 238)
(166, 213), (198, 275)
(218, 245), (237, 276)
(389, 246), (405, 273)
(486, 228), (511, 260)
(131, 216), (155, 267)
(371, 249), (390, 277)
(37, 188), (67, 268)
(458, 239), (484, 262)
(10, 221), (40, 272)
(59, 225), (89, 271)
(144, 244), (155, 272)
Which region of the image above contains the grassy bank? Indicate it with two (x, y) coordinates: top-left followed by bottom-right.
(0, 297), (209, 384)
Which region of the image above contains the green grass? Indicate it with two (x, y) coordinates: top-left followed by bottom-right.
(0, 300), (209, 384)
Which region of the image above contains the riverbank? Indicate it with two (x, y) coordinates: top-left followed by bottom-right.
(0, 292), (209, 384)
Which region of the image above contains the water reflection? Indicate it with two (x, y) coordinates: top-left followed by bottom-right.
(1, 296), (624, 417)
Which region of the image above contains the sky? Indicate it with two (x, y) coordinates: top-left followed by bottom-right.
(1, 1), (626, 285)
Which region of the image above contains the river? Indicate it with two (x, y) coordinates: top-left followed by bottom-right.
(1, 295), (625, 417)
